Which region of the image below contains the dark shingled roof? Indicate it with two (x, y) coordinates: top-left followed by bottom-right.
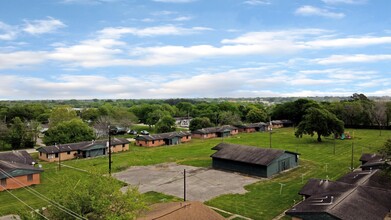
(0, 150), (35, 165)
(211, 143), (298, 166)
(135, 131), (191, 141)
(360, 153), (383, 163)
(0, 151), (43, 179)
(286, 170), (391, 220)
(192, 125), (238, 134)
(37, 138), (130, 154)
(235, 122), (267, 129)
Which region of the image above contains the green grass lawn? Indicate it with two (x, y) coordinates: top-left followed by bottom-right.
(1, 128), (390, 219)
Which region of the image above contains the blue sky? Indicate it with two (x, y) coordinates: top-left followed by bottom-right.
(0, 0), (390, 100)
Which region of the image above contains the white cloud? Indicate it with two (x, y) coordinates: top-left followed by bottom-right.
(322, 0), (367, 4)
(0, 51), (48, 69)
(23, 17), (66, 35)
(295, 5), (345, 19)
(0, 21), (18, 40)
(314, 54), (391, 64)
(153, 0), (195, 3)
(98, 25), (211, 38)
(243, 0), (271, 5)
(172, 16), (193, 21)
(304, 36), (391, 48)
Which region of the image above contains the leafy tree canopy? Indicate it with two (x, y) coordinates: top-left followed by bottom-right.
(49, 106), (78, 127)
(44, 118), (94, 145)
(246, 108), (267, 123)
(155, 116), (176, 133)
(189, 117), (214, 131)
(295, 107), (344, 142)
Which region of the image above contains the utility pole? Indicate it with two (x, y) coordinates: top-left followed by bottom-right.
(108, 125), (112, 176)
(269, 117), (272, 148)
(183, 169), (186, 201)
(56, 143), (61, 171)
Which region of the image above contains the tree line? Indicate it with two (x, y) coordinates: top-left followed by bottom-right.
(0, 93), (390, 149)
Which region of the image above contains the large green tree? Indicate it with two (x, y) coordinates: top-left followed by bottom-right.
(155, 116), (176, 133)
(246, 109), (267, 123)
(44, 119), (94, 145)
(189, 117), (214, 131)
(7, 117), (34, 149)
(49, 106), (78, 127)
(295, 107), (344, 142)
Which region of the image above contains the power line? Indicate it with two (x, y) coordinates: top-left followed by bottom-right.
(0, 168), (87, 220)
(0, 185), (50, 220)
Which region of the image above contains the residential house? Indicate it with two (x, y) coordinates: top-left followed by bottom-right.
(286, 169), (391, 220)
(210, 143), (299, 178)
(135, 131), (192, 147)
(36, 138), (130, 162)
(0, 151), (43, 191)
(192, 125), (238, 139)
(137, 201), (225, 220)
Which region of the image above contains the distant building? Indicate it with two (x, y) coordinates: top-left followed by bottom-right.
(174, 117), (192, 128)
(359, 153), (389, 170)
(210, 143), (299, 178)
(192, 125), (239, 139)
(36, 138), (130, 162)
(235, 122), (268, 133)
(135, 131), (192, 147)
(137, 201), (225, 220)
(0, 151), (43, 191)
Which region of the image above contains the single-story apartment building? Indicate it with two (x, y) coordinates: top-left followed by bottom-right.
(0, 151), (43, 191)
(236, 122), (268, 133)
(210, 143), (299, 178)
(135, 131), (192, 147)
(37, 138), (130, 162)
(192, 125), (239, 139)
(286, 169), (391, 220)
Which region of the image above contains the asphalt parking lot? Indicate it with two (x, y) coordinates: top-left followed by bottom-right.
(113, 163), (260, 201)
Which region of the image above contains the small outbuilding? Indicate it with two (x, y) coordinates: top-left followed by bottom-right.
(211, 143), (299, 178)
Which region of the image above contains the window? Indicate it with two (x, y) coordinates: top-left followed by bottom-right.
(0, 178), (6, 187)
(152, 140), (155, 144)
(122, 144), (125, 148)
(39, 152), (42, 157)
(67, 151), (71, 155)
(27, 174), (33, 182)
(55, 153), (59, 158)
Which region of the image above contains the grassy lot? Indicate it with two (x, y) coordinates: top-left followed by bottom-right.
(0, 128), (390, 219)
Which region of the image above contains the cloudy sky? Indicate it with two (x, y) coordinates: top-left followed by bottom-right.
(0, 0), (390, 100)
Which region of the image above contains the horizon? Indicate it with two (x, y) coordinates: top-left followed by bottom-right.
(1, 0), (391, 100)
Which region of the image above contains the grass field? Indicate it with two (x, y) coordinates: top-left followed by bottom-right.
(0, 128), (390, 219)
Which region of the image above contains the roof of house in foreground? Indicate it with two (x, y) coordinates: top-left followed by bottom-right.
(211, 143), (298, 166)
(137, 201), (225, 220)
(286, 170), (391, 220)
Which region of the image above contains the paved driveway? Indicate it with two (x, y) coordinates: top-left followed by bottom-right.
(113, 163), (260, 201)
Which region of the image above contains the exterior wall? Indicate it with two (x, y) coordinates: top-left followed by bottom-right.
(136, 139), (165, 147)
(212, 158), (267, 177)
(192, 133), (217, 139)
(38, 151), (77, 162)
(110, 143), (129, 153)
(181, 135), (192, 143)
(267, 153), (298, 177)
(230, 129), (239, 135)
(244, 128), (256, 133)
(0, 173), (41, 191)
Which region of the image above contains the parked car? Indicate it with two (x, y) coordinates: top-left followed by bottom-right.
(109, 126), (128, 135)
(140, 130), (149, 135)
(127, 129), (137, 135)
